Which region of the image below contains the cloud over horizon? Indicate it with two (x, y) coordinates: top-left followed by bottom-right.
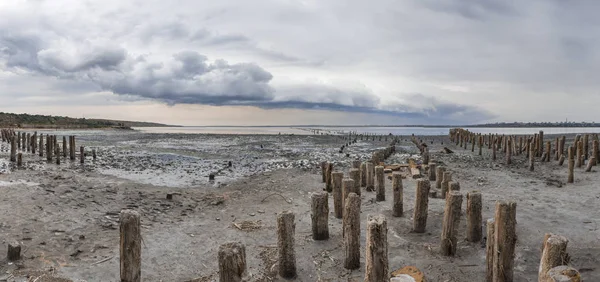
(0, 0), (599, 124)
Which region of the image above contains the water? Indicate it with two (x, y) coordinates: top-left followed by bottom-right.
(133, 126), (600, 136)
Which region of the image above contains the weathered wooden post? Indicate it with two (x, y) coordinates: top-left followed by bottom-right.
(486, 219), (495, 282)
(320, 161), (327, 183)
(277, 211), (296, 278)
(441, 191), (462, 256)
(366, 162), (375, 192)
(593, 140), (599, 166)
(413, 179), (430, 233)
(558, 154), (565, 166)
(38, 134), (43, 157)
(435, 166), (446, 189)
(478, 135), (483, 155)
(545, 266), (581, 281)
(392, 172), (403, 217)
(16, 132), (21, 150)
(538, 234), (568, 282)
(449, 181), (460, 192)
(493, 201), (517, 282)
(31, 133), (36, 154)
(10, 137), (16, 162)
(545, 141), (551, 162)
(583, 134), (589, 160)
(120, 209), (141, 282)
(375, 165), (385, 201)
(492, 138), (497, 160)
(349, 168), (360, 195)
(506, 138), (512, 165)
(555, 137), (560, 161)
(343, 193), (360, 269)
(56, 145), (60, 165)
(360, 162), (367, 187)
(538, 130), (544, 157)
(441, 171), (452, 199)
(62, 136), (67, 158)
(46, 135), (51, 162)
(428, 163), (436, 181)
(325, 162), (333, 192)
(311, 192), (329, 240)
(26, 133), (30, 152)
(529, 141), (535, 171)
(365, 215), (388, 282)
(17, 153), (22, 167)
(70, 136), (76, 160)
(342, 178), (357, 206)
(585, 157), (595, 172)
(466, 191), (482, 242)
(80, 146), (85, 164)
(576, 141), (583, 168)
(332, 173), (344, 219)
(568, 147), (574, 184)
(218, 242), (247, 282)
(7, 242), (21, 261)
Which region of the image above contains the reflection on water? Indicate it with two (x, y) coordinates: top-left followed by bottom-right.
(133, 126), (600, 136)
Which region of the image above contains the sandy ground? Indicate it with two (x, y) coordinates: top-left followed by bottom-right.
(0, 131), (598, 281)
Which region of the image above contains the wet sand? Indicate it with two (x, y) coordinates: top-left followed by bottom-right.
(0, 131), (598, 281)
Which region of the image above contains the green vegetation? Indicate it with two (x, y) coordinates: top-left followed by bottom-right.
(0, 112), (172, 129)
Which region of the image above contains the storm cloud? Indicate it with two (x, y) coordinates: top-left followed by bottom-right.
(1, 0), (599, 124)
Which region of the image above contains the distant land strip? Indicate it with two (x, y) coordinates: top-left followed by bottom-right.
(0, 112), (174, 129)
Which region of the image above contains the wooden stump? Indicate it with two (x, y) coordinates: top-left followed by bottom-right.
(392, 172), (403, 217)
(441, 191), (462, 256)
(545, 266), (581, 282)
(375, 165), (385, 201)
(39, 134), (43, 157)
(529, 141), (535, 171)
(218, 242), (247, 282)
(360, 162), (367, 187)
(449, 181), (460, 192)
(10, 138), (16, 162)
(62, 136), (67, 158)
(568, 147), (574, 183)
(558, 154), (565, 166)
(321, 161), (327, 183)
(539, 130), (544, 157)
(486, 219), (495, 282)
(506, 138), (512, 165)
(343, 193), (361, 270)
(441, 171), (452, 199)
(325, 162), (333, 192)
(277, 211), (296, 278)
(7, 241), (21, 261)
(555, 137), (560, 161)
(576, 141), (582, 168)
(435, 166), (446, 189)
(332, 174), (344, 219)
(352, 160), (361, 169)
(311, 192), (329, 240)
(120, 210), (141, 282)
(365, 215), (388, 282)
(342, 178), (357, 207)
(584, 134), (589, 160)
(428, 163), (436, 181)
(349, 168), (361, 195)
(538, 234), (568, 282)
(56, 146), (60, 165)
(493, 201), (517, 282)
(80, 146), (85, 164)
(585, 157), (595, 172)
(366, 162), (375, 192)
(413, 179), (430, 233)
(17, 153), (22, 167)
(466, 191), (482, 242)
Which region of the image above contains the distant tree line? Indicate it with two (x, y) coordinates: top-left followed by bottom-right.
(0, 112), (169, 128)
(468, 122), (600, 128)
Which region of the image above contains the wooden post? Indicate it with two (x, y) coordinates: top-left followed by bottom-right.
(39, 134), (43, 157)
(70, 136), (76, 160)
(332, 173), (344, 219)
(576, 141), (583, 168)
(342, 178), (357, 206)
(568, 147), (574, 183)
(218, 242), (247, 282)
(449, 181), (460, 192)
(529, 141), (535, 171)
(466, 191), (482, 242)
(46, 135), (51, 162)
(62, 136), (67, 158)
(593, 140), (599, 166)
(584, 134), (589, 160)
(545, 141), (551, 162)
(325, 162), (333, 192)
(478, 135), (483, 155)
(120, 210), (141, 282)
(441, 171), (452, 199)
(311, 192), (329, 240)
(493, 201), (517, 282)
(492, 139), (497, 160)
(375, 165), (385, 201)
(349, 168), (360, 195)
(366, 162), (375, 192)
(343, 193), (361, 270)
(413, 179), (430, 233)
(486, 219), (495, 282)
(506, 137), (512, 165)
(585, 157), (595, 172)
(360, 162), (367, 187)
(26, 133), (30, 152)
(56, 145), (60, 165)
(365, 215), (388, 282)
(7, 242), (21, 261)
(555, 137), (560, 161)
(558, 154), (565, 166)
(277, 211), (296, 279)
(321, 161), (327, 183)
(17, 132), (21, 150)
(538, 234), (568, 282)
(10, 137), (16, 162)
(545, 266), (581, 282)
(32, 133), (36, 154)
(441, 191), (463, 256)
(392, 172), (403, 217)
(538, 130), (544, 157)
(17, 153), (22, 167)
(428, 163), (436, 181)
(80, 146), (85, 164)
(435, 166), (446, 189)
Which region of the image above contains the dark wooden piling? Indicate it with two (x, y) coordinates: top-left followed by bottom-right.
(311, 192), (329, 240)
(120, 210), (141, 282)
(343, 193), (361, 270)
(466, 191), (482, 242)
(277, 211), (297, 279)
(392, 172), (403, 217)
(364, 215), (388, 282)
(441, 191), (463, 256)
(413, 179), (430, 233)
(493, 201), (517, 282)
(375, 165), (385, 201)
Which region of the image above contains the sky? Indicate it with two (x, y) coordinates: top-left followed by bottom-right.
(0, 0), (599, 126)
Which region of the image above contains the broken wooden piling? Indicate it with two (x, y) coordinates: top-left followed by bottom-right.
(120, 209), (141, 282)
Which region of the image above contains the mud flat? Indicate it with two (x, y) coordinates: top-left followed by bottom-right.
(0, 129), (598, 281)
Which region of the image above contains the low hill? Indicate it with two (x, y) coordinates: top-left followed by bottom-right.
(0, 112), (173, 129)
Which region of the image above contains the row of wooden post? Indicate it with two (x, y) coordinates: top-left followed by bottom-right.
(450, 128), (599, 183)
(0, 128), (94, 166)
